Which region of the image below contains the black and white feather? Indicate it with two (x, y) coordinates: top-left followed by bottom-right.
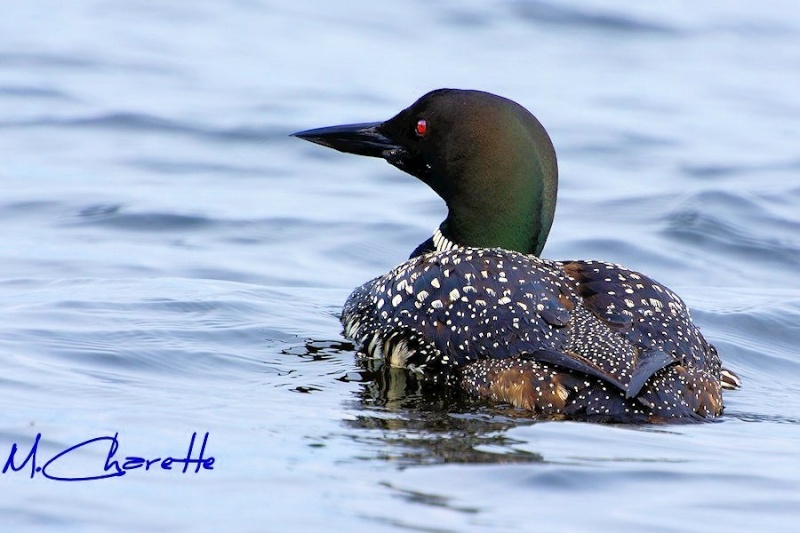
(342, 246), (729, 421)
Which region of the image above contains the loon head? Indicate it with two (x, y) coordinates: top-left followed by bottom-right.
(293, 89), (558, 256)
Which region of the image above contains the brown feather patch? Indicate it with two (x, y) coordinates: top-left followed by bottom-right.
(460, 359), (585, 413)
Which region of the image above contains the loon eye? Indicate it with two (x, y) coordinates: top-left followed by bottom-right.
(415, 119), (428, 137)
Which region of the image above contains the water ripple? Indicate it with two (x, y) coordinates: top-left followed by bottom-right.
(0, 112), (286, 143)
(510, 0), (681, 34)
(0, 85), (75, 100)
(662, 190), (800, 274)
(73, 209), (213, 231)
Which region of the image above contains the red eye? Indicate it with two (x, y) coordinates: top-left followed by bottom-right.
(415, 119), (428, 137)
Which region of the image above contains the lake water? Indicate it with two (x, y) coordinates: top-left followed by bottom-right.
(2, 0), (799, 530)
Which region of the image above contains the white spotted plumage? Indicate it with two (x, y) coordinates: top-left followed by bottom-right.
(341, 240), (734, 421)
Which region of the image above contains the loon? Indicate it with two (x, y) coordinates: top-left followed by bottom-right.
(293, 89), (740, 422)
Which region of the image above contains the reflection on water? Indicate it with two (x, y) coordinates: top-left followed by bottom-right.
(286, 338), (543, 466)
(347, 369), (545, 466)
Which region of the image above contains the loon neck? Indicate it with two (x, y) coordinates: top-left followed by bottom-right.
(438, 161), (555, 256)
(441, 195), (550, 255)
(432, 104), (558, 257)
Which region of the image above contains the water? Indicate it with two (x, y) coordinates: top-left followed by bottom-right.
(2, 0), (799, 530)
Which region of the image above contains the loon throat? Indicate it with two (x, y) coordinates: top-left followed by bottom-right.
(432, 228), (459, 253)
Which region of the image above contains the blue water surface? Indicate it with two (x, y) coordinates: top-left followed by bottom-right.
(1, 1), (800, 530)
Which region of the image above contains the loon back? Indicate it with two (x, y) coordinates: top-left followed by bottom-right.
(342, 248), (725, 422)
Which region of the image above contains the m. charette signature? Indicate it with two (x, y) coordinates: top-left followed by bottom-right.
(2, 432), (214, 481)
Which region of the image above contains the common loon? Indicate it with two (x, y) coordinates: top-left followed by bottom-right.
(293, 89), (739, 422)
